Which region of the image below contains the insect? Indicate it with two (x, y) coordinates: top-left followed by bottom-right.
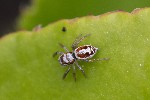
(53, 34), (109, 81)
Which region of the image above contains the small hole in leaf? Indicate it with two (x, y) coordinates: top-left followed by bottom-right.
(62, 27), (67, 32)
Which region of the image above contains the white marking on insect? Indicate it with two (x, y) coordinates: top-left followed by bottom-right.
(67, 53), (74, 62)
(78, 46), (91, 54)
(62, 54), (69, 63)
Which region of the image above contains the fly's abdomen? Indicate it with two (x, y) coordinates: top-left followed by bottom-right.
(74, 45), (98, 60)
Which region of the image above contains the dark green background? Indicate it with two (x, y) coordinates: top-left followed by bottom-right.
(18, 0), (150, 30)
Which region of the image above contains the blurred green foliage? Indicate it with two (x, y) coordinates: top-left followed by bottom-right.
(18, 0), (150, 30)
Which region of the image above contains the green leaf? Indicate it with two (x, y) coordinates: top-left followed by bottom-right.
(1, 8), (150, 99)
(18, 0), (150, 30)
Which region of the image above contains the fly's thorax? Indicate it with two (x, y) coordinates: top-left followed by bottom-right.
(59, 52), (75, 66)
(74, 45), (98, 60)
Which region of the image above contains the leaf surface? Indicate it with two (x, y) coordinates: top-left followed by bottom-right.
(1, 8), (150, 99)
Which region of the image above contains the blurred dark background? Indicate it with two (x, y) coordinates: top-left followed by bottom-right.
(0, 0), (150, 37)
(0, 0), (30, 37)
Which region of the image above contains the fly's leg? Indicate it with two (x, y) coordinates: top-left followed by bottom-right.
(75, 61), (86, 78)
(52, 51), (63, 57)
(59, 43), (69, 52)
(53, 43), (69, 57)
(72, 34), (91, 50)
(72, 64), (76, 81)
(62, 66), (71, 80)
(84, 58), (110, 62)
